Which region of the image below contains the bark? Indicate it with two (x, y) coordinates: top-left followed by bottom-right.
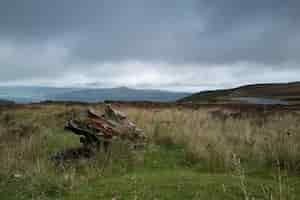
(65, 104), (145, 151)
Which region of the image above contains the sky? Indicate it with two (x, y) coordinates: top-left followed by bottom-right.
(0, 0), (299, 92)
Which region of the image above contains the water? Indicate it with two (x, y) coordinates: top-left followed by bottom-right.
(231, 97), (289, 105)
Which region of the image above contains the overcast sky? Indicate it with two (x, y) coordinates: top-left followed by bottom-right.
(0, 0), (299, 91)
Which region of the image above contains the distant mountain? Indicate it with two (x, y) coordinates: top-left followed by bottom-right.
(0, 86), (190, 103)
(0, 99), (15, 105)
(179, 82), (300, 104)
(0, 86), (78, 103)
(51, 87), (190, 102)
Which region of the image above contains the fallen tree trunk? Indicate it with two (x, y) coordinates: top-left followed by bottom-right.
(65, 104), (146, 151)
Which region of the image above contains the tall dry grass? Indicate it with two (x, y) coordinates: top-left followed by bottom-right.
(124, 107), (300, 173)
(0, 105), (142, 183)
(0, 104), (299, 179)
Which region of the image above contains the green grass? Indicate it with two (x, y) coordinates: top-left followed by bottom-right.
(1, 143), (299, 200)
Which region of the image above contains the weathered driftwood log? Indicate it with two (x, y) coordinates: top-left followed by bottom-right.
(65, 104), (146, 151)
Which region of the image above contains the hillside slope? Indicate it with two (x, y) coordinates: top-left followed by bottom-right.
(179, 82), (300, 104)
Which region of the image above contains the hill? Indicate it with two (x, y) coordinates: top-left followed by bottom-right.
(0, 86), (190, 103)
(0, 99), (15, 105)
(179, 82), (300, 104)
(50, 87), (190, 102)
(0, 86), (76, 103)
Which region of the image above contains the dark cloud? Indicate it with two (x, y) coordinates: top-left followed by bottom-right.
(0, 0), (299, 89)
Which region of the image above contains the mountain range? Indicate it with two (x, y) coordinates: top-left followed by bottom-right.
(0, 86), (190, 103)
(1, 82), (300, 105)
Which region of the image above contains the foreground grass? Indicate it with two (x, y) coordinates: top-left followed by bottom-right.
(2, 144), (299, 200)
(0, 104), (300, 199)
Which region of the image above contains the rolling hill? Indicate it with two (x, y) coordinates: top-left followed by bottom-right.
(179, 82), (300, 104)
(0, 86), (78, 103)
(50, 87), (190, 102)
(0, 86), (190, 103)
(0, 99), (15, 105)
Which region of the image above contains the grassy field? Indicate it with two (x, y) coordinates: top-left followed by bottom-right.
(0, 103), (300, 199)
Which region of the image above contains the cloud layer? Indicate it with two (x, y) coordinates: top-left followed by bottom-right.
(0, 0), (299, 91)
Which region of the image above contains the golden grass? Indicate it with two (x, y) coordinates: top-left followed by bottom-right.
(122, 106), (300, 173)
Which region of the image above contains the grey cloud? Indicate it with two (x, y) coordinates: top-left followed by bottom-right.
(68, 0), (300, 65)
(0, 0), (299, 89)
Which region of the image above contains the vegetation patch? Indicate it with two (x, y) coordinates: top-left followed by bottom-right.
(1, 104), (300, 199)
